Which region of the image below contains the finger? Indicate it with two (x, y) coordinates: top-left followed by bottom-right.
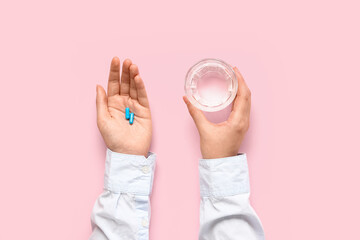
(229, 67), (251, 122)
(183, 96), (208, 130)
(229, 94), (251, 122)
(107, 57), (121, 96)
(234, 67), (250, 97)
(96, 85), (110, 120)
(134, 75), (150, 108)
(120, 59), (132, 96)
(129, 64), (139, 99)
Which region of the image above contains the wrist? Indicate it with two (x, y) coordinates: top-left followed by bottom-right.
(109, 147), (149, 158)
(201, 147), (239, 159)
(202, 152), (239, 159)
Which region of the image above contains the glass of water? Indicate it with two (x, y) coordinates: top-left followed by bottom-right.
(184, 58), (238, 112)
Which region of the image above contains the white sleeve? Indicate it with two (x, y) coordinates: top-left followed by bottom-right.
(199, 154), (265, 240)
(90, 149), (156, 240)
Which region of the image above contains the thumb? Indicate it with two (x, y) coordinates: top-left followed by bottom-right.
(96, 85), (110, 120)
(183, 96), (208, 130)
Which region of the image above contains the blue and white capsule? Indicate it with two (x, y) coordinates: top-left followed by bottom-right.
(125, 107), (130, 120)
(129, 112), (135, 125)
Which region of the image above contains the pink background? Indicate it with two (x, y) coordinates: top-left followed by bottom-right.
(0, 0), (359, 239)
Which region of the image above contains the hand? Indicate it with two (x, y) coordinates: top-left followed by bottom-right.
(183, 67), (251, 159)
(96, 57), (152, 156)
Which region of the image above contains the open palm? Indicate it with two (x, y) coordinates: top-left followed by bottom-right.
(96, 57), (152, 156)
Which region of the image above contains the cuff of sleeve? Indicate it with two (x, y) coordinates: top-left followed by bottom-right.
(199, 154), (250, 197)
(104, 149), (156, 196)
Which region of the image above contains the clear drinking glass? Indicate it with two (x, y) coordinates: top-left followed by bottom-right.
(184, 58), (238, 112)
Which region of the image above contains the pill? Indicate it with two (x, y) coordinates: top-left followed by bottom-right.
(125, 107), (130, 120)
(129, 113), (134, 125)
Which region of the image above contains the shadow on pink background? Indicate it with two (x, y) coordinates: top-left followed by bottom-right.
(0, 0), (359, 239)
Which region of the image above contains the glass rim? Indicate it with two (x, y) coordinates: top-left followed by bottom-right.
(184, 58), (238, 112)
